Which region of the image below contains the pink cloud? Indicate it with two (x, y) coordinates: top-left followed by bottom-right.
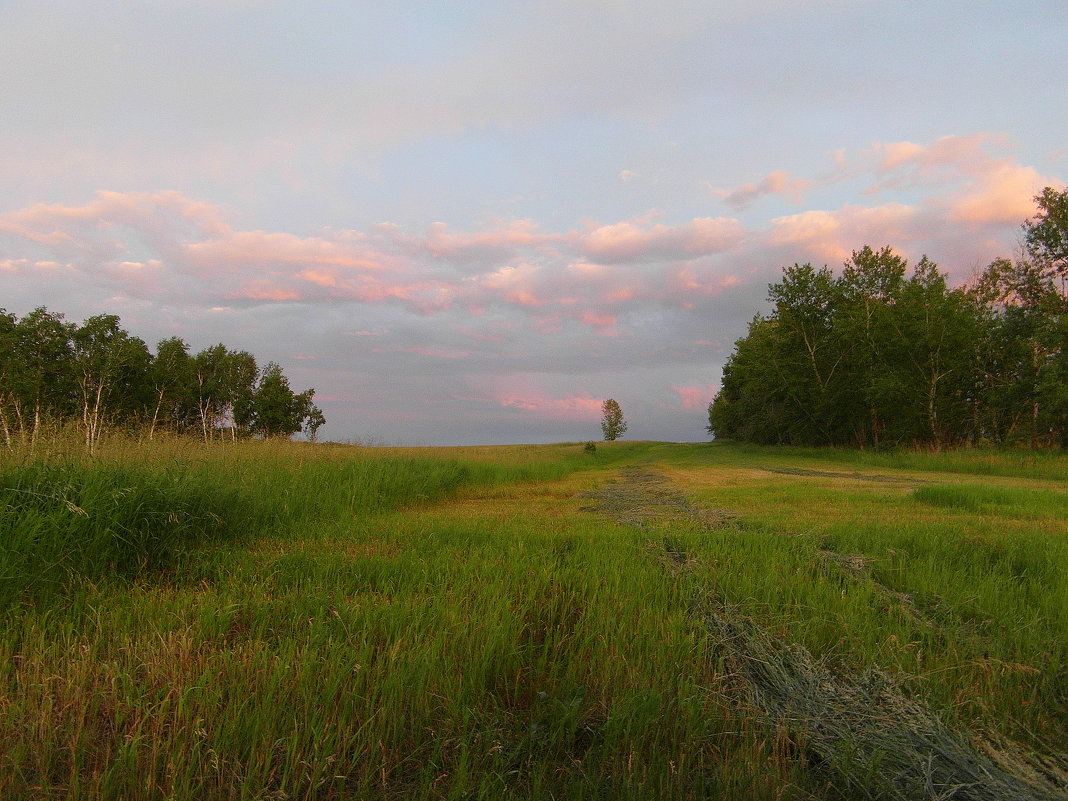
(237, 286), (301, 302)
(670, 383), (718, 410)
(874, 134), (992, 178)
(868, 135), (1058, 227)
(667, 265), (741, 298)
(184, 230), (396, 273)
(578, 217), (743, 264)
(578, 310), (618, 335)
(947, 163), (1054, 225)
(401, 347), (472, 359)
(567, 261), (610, 277)
(420, 219), (559, 262)
(1, 140), (1062, 332)
(0, 190), (230, 254)
(714, 170), (813, 208)
(494, 391), (603, 421)
(461, 327), (509, 344)
(770, 203), (916, 264)
(297, 268), (338, 287)
(605, 286), (637, 302)
(477, 263), (546, 307)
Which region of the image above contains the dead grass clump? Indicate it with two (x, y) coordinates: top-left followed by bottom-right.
(702, 601), (1066, 800)
(578, 466), (738, 531)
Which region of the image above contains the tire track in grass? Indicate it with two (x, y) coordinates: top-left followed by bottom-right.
(579, 466), (1065, 801)
(763, 466), (936, 484)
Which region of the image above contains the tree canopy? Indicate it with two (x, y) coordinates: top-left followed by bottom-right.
(601, 399), (627, 441)
(0, 308), (325, 449)
(708, 187), (1068, 449)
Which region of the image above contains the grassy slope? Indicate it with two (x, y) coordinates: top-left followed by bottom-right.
(0, 439), (1065, 799)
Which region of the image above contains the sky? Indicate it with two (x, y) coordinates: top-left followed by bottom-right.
(1, 0), (1066, 445)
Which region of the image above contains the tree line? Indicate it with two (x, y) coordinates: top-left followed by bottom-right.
(708, 187), (1068, 449)
(0, 308), (325, 451)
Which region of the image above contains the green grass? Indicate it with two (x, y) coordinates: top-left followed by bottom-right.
(661, 443), (1068, 750)
(0, 461), (254, 607)
(707, 439), (1068, 482)
(912, 482), (1068, 517)
(0, 437), (1065, 799)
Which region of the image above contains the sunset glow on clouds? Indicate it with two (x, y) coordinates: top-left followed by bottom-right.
(494, 392), (604, 422)
(1, 1), (1065, 444)
(670, 384), (719, 411)
(714, 171), (813, 209)
(1, 137), (1051, 318)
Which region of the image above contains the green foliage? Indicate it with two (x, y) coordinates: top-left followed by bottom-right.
(972, 190), (1068, 448)
(72, 314), (152, 451)
(192, 343), (258, 441)
(147, 336), (195, 437)
(240, 362), (325, 439)
(712, 191), (1068, 448)
(1023, 185), (1068, 280)
(0, 307), (77, 445)
(0, 308), (324, 449)
(600, 398), (627, 441)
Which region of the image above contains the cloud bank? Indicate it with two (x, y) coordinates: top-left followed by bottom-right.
(0, 135), (1060, 444)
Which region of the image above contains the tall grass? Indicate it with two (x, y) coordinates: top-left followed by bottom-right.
(0, 438), (647, 606)
(0, 461), (253, 607)
(663, 443), (1068, 757)
(0, 438), (814, 800)
(1, 437), (1065, 799)
(912, 483), (1068, 517)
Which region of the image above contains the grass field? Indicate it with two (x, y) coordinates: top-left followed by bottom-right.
(0, 438), (1065, 800)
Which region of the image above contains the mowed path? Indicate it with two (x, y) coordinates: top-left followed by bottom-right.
(578, 461), (1066, 801)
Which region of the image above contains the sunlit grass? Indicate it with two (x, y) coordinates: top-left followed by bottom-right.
(912, 483), (1068, 517)
(0, 436), (1065, 798)
(702, 439), (1068, 482)
(658, 442), (1068, 751)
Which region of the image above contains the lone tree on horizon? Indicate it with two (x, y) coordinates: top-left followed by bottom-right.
(601, 398), (627, 441)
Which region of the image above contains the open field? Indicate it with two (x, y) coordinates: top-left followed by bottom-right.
(1, 439), (1066, 800)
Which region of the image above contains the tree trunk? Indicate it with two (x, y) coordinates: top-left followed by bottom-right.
(927, 373), (940, 448)
(148, 390), (164, 440)
(0, 402), (11, 449)
(198, 400), (211, 442)
(86, 382), (106, 454)
(12, 398), (26, 443)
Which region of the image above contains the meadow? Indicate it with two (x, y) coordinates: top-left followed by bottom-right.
(0, 437), (1065, 800)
